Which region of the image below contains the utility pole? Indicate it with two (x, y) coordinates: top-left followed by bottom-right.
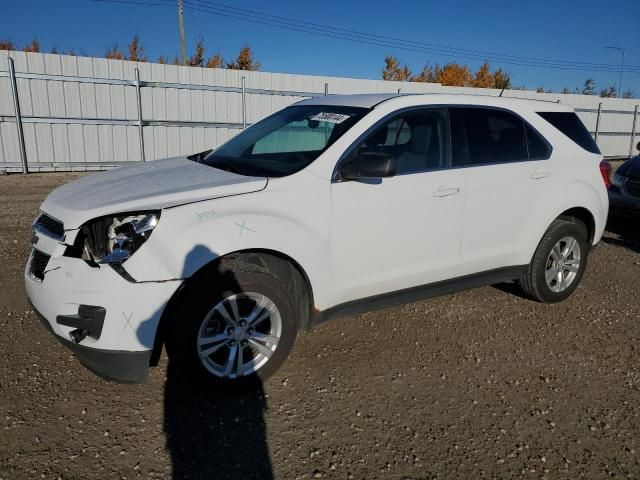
(604, 46), (625, 96)
(177, 0), (187, 65)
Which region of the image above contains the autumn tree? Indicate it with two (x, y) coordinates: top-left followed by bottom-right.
(157, 55), (167, 64)
(206, 52), (224, 69)
(410, 64), (438, 83)
(491, 68), (511, 89)
(382, 56), (411, 81)
(435, 62), (472, 86)
(599, 85), (617, 98)
(127, 34), (146, 62)
(187, 39), (205, 66)
(536, 86), (545, 93)
(0, 40), (14, 51)
(582, 78), (596, 95)
(472, 61), (493, 88)
(24, 38), (40, 53)
(387, 58), (511, 89)
(105, 44), (124, 60)
(227, 45), (260, 71)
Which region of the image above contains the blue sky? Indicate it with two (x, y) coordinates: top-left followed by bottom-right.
(2, 0), (640, 95)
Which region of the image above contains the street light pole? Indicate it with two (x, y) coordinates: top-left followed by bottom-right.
(604, 46), (625, 96)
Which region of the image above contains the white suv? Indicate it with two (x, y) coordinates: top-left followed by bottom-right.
(26, 93), (609, 387)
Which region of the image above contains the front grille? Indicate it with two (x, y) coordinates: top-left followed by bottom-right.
(627, 178), (640, 197)
(29, 249), (51, 281)
(33, 212), (65, 240)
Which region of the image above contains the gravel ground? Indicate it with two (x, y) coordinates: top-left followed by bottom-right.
(1, 173), (640, 480)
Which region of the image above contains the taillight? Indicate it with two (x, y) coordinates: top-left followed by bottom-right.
(599, 160), (612, 188)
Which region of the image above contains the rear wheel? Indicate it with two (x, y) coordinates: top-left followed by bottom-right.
(166, 267), (297, 390)
(519, 218), (589, 303)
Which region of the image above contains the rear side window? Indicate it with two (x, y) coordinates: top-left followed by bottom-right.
(450, 107), (528, 166)
(537, 111), (600, 154)
(525, 124), (552, 160)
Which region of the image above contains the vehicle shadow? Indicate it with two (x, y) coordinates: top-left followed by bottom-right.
(603, 215), (640, 255)
(158, 245), (273, 479)
(164, 370), (272, 480)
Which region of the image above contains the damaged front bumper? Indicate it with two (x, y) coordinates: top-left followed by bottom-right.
(25, 247), (182, 383)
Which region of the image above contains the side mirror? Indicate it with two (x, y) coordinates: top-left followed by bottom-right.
(340, 151), (396, 180)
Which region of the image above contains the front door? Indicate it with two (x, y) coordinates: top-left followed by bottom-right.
(329, 108), (466, 306)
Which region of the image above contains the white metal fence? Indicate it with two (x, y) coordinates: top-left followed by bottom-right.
(1, 50), (638, 173)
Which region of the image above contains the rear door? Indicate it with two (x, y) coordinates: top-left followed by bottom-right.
(449, 107), (556, 273)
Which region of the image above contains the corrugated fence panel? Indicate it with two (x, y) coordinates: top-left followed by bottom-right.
(0, 50), (639, 171)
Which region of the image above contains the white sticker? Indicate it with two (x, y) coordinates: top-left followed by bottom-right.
(309, 112), (352, 124)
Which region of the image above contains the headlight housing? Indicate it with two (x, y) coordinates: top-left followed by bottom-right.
(77, 212), (160, 265)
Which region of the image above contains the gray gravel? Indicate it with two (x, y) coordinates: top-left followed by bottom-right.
(1, 173), (640, 479)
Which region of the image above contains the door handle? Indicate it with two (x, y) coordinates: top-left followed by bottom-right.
(530, 171), (551, 180)
(433, 186), (460, 197)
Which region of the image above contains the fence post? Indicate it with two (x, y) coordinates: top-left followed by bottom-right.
(241, 76), (246, 129)
(134, 68), (146, 162)
(324, 83), (328, 96)
(8, 57), (28, 174)
(630, 105), (639, 159)
(594, 102), (602, 144)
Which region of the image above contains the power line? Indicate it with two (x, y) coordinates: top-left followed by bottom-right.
(89, 0), (640, 74)
(184, 0), (640, 71)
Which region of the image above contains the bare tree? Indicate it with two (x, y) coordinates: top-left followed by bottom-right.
(599, 85), (617, 98)
(582, 78), (596, 95)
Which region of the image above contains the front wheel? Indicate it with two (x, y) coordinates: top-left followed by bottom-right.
(166, 268), (297, 390)
(518, 218), (590, 303)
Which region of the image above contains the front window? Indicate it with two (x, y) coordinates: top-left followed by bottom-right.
(202, 105), (368, 177)
(346, 108), (450, 175)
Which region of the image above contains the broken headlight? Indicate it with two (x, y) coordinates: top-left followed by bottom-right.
(77, 212), (160, 265)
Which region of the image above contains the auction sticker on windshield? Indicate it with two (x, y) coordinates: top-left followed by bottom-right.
(309, 112), (352, 124)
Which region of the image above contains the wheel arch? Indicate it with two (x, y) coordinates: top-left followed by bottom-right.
(558, 207), (596, 245)
(150, 248), (315, 366)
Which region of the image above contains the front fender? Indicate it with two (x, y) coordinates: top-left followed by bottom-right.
(123, 176), (333, 309)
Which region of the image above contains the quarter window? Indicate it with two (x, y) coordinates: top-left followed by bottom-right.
(525, 124), (552, 160)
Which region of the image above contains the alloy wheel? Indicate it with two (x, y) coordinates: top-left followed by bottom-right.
(545, 236), (582, 293)
(196, 292), (282, 379)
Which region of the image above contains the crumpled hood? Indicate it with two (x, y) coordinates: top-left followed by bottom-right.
(41, 157), (267, 229)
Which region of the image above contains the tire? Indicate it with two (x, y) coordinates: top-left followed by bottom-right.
(518, 217), (590, 303)
(165, 265), (297, 391)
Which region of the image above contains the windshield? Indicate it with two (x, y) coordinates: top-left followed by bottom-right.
(201, 105), (369, 177)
